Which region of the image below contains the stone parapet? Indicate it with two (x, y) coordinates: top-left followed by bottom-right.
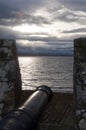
(0, 39), (21, 119)
(74, 38), (86, 130)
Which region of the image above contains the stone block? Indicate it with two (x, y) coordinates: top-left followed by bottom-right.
(74, 38), (86, 108)
(74, 38), (86, 130)
(0, 39), (21, 120)
(0, 82), (15, 117)
(0, 61), (16, 81)
(0, 39), (16, 60)
(0, 39), (15, 47)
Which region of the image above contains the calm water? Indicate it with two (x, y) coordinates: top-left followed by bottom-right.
(18, 56), (73, 92)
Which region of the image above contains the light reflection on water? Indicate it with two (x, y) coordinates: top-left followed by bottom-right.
(18, 56), (73, 92)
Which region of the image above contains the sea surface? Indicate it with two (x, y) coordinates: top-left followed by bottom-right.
(18, 56), (73, 93)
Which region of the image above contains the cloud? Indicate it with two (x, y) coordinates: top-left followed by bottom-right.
(0, 0), (85, 55)
(63, 28), (86, 33)
(17, 39), (73, 55)
(20, 14), (51, 25)
(58, 0), (86, 11)
(47, 5), (86, 25)
(0, 15), (51, 27)
(0, 26), (16, 39)
(0, 0), (46, 18)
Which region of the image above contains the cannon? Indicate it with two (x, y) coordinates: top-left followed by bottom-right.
(0, 85), (52, 130)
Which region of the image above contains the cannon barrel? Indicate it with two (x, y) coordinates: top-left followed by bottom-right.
(0, 85), (52, 130)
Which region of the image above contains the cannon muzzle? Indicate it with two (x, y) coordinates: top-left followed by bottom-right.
(0, 85), (52, 130)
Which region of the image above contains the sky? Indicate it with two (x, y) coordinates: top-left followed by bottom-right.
(0, 0), (86, 55)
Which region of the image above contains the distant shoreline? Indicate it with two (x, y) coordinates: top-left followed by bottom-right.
(18, 54), (73, 57)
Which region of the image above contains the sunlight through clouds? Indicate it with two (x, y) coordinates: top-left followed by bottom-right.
(0, 0), (86, 55)
(13, 24), (47, 33)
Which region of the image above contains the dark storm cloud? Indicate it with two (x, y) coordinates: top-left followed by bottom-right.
(0, 0), (85, 28)
(0, 26), (17, 39)
(0, 0), (50, 27)
(0, 19), (20, 27)
(16, 39), (73, 56)
(0, 0), (86, 25)
(57, 12), (86, 25)
(0, 26), (57, 43)
(19, 14), (51, 25)
(25, 15), (51, 25)
(0, 0), (85, 55)
(57, 11), (80, 23)
(0, 15), (50, 27)
(0, 26), (31, 39)
(63, 28), (86, 33)
(58, 0), (86, 11)
(47, 5), (86, 25)
(0, 0), (45, 18)
(26, 36), (58, 42)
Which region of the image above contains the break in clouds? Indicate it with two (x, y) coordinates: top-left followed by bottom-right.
(0, 0), (86, 55)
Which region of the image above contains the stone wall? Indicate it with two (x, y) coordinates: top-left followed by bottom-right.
(74, 38), (86, 130)
(0, 39), (21, 119)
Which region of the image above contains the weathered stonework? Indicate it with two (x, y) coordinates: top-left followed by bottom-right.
(0, 39), (16, 60)
(0, 39), (21, 119)
(74, 38), (86, 130)
(0, 61), (16, 81)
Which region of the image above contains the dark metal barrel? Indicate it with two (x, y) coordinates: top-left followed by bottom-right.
(0, 85), (52, 130)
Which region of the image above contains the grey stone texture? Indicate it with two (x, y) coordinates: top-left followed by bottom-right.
(74, 38), (86, 130)
(0, 39), (21, 119)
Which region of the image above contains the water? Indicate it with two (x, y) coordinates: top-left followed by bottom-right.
(18, 56), (73, 93)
